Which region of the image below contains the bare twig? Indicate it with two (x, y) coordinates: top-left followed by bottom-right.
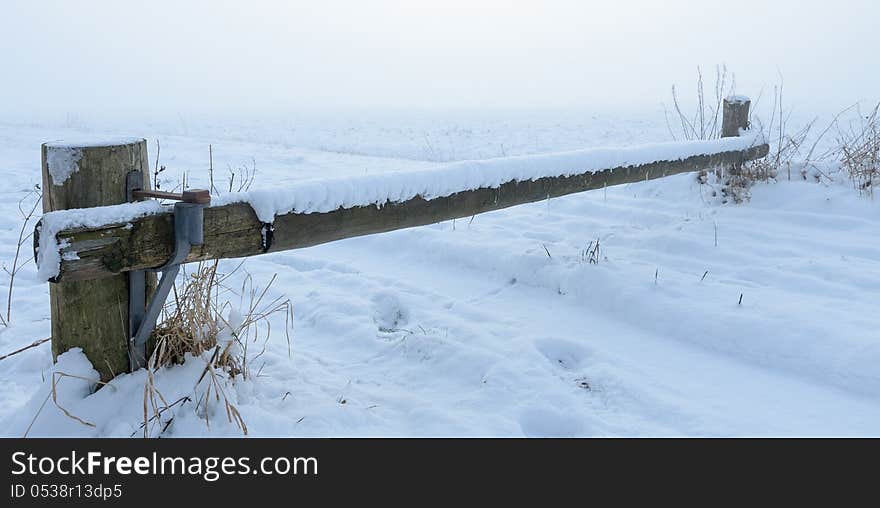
(668, 65), (733, 141)
(51, 372), (98, 428)
(209, 144), (217, 196)
(2, 187), (42, 325)
(153, 140), (166, 190)
(837, 102), (880, 197)
(0, 337), (50, 362)
(130, 395), (190, 438)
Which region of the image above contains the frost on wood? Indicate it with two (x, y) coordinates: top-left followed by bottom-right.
(215, 134), (766, 222)
(44, 146), (83, 185)
(36, 200), (164, 281)
(41, 134), (768, 281)
(43, 137), (145, 185)
(726, 95), (751, 105)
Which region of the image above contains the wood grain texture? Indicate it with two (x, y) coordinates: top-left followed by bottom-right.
(49, 143), (769, 283)
(722, 98), (751, 138)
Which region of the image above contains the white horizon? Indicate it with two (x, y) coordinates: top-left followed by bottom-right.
(1, 0), (876, 121)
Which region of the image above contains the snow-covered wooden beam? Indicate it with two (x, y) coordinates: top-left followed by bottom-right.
(38, 135), (768, 283)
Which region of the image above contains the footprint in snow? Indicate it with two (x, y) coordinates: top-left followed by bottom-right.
(371, 291), (410, 333)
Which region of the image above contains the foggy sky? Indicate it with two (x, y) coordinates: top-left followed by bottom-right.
(1, 0), (877, 120)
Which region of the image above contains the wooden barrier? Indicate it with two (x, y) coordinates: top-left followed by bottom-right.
(50, 143), (767, 282)
(39, 98), (761, 380)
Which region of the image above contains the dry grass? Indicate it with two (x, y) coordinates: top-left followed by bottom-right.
(23, 371), (111, 437)
(837, 102), (880, 197)
(665, 65), (735, 141)
(672, 70), (835, 203)
(134, 142), (282, 436)
(139, 259), (293, 437)
(745, 77), (825, 183)
(728, 78), (824, 202)
(581, 238), (601, 265)
(150, 261), (223, 369)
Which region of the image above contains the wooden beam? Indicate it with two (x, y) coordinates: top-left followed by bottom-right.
(45, 143), (768, 282)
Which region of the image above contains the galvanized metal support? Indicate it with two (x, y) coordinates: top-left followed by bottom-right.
(126, 170), (210, 370)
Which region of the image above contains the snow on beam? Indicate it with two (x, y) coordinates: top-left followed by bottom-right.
(37, 136), (769, 282)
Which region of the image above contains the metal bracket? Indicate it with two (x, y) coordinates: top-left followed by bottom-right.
(126, 170), (210, 370)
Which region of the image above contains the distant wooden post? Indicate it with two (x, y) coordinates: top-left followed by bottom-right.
(722, 96), (751, 138)
(721, 96), (751, 180)
(42, 138), (154, 381)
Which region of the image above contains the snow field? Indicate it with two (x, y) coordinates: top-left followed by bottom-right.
(0, 118), (877, 437)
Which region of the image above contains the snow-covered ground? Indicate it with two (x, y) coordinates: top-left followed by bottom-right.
(0, 112), (878, 437)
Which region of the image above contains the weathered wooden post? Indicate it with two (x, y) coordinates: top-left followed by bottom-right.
(721, 96), (752, 187)
(42, 138), (154, 381)
(722, 96), (751, 138)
